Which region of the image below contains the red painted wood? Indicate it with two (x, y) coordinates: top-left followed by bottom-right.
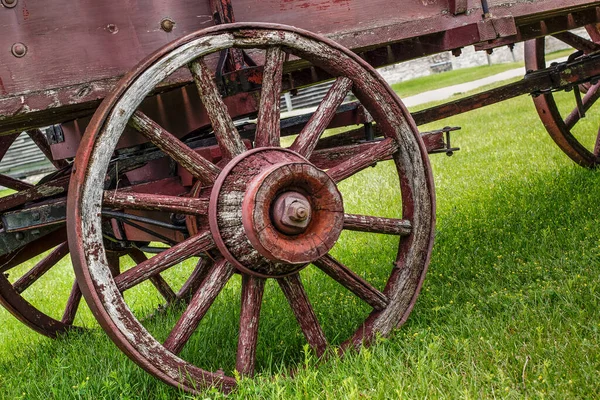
(326, 138), (398, 183)
(553, 31), (600, 53)
(255, 47), (285, 148)
(564, 82), (600, 129)
(343, 214), (412, 236)
(0, 175), (70, 213)
(0, 133), (18, 159)
(12, 242), (69, 294)
(189, 59), (247, 160)
(26, 129), (69, 169)
(103, 191), (209, 216)
(129, 111), (220, 184)
(236, 275), (265, 376)
(115, 231), (214, 292)
(277, 274), (327, 357)
(290, 77), (352, 158)
(61, 280), (82, 325)
(0, 174), (33, 191)
(163, 259), (234, 354)
(128, 248), (176, 304)
(313, 254), (388, 310)
(0, 228), (66, 274)
(176, 257), (214, 301)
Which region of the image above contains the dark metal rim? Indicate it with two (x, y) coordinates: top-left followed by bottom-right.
(67, 23), (436, 393)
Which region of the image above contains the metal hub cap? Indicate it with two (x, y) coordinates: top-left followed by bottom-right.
(209, 147), (344, 277)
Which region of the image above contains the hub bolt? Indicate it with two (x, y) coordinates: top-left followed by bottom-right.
(272, 192), (312, 235)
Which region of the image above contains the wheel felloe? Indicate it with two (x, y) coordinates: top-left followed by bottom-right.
(68, 23), (435, 394)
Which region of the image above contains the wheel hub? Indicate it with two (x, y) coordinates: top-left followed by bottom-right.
(209, 147), (344, 278)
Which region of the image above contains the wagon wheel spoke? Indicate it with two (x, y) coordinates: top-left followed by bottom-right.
(12, 242), (69, 294)
(313, 254), (389, 311)
(236, 275), (265, 376)
(114, 230), (214, 292)
(103, 191), (209, 216)
(594, 126), (600, 156)
(585, 24), (600, 43)
(0, 174), (32, 191)
(564, 82), (600, 130)
(189, 59), (247, 159)
(60, 280), (82, 325)
(278, 274), (328, 357)
(290, 77), (353, 158)
(343, 213), (412, 236)
(26, 129), (69, 169)
(129, 111), (220, 184)
(326, 137), (398, 183)
(552, 31), (600, 53)
(128, 248), (177, 304)
(255, 47), (286, 148)
(176, 257), (214, 301)
(106, 251), (122, 277)
(163, 259), (234, 354)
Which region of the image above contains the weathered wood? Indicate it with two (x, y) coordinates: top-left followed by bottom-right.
(0, 174), (33, 191)
(0, 133), (18, 160)
(103, 191), (209, 216)
(0, 175), (70, 213)
(60, 280), (82, 325)
(128, 248), (177, 304)
(313, 254), (389, 310)
(236, 275), (265, 376)
(278, 274), (328, 357)
(129, 111), (220, 185)
(564, 82), (600, 129)
(176, 257), (214, 301)
(163, 259), (234, 354)
(343, 214), (412, 236)
(255, 47), (286, 148)
(553, 31), (600, 53)
(12, 242), (69, 294)
(326, 138), (398, 183)
(115, 231), (214, 292)
(291, 77), (352, 158)
(26, 129), (69, 169)
(189, 59), (246, 159)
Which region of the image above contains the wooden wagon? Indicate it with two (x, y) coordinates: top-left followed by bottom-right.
(1, 0), (599, 393)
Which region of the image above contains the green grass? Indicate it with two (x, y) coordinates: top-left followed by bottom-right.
(2, 72), (600, 399)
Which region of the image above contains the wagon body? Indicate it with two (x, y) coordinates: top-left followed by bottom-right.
(1, 0), (599, 136)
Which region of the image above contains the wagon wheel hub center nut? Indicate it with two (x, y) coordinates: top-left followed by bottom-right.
(271, 192), (312, 235)
(209, 148), (344, 278)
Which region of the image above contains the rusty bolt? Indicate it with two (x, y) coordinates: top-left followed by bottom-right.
(1, 0), (17, 8)
(11, 42), (27, 58)
(272, 192), (312, 235)
(160, 18), (175, 33)
(287, 202), (309, 222)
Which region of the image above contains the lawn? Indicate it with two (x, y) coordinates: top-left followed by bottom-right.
(1, 66), (599, 399)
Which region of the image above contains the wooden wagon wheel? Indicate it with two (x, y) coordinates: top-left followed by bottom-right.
(0, 130), (83, 337)
(67, 23), (435, 393)
(524, 25), (600, 168)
